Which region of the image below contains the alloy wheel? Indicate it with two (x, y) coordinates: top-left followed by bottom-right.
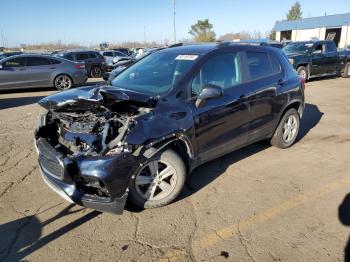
(282, 115), (298, 143)
(55, 76), (72, 90)
(134, 160), (177, 201)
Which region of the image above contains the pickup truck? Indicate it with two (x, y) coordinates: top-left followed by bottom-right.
(283, 40), (350, 80)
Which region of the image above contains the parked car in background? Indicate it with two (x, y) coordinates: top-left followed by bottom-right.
(103, 59), (134, 81)
(35, 43), (304, 214)
(283, 40), (350, 80)
(0, 51), (23, 60)
(103, 47), (163, 82)
(99, 50), (129, 70)
(54, 50), (107, 78)
(112, 48), (130, 56)
(0, 54), (87, 90)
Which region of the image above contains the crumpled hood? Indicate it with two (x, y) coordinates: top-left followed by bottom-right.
(38, 85), (157, 111)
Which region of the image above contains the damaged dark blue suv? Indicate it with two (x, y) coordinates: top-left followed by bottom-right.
(35, 43), (305, 214)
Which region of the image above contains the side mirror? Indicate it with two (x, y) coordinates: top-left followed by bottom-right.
(0, 64), (2, 70)
(195, 84), (223, 108)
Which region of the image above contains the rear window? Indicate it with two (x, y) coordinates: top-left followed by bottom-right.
(88, 52), (98, 59)
(27, 57), (51, 66)
(246, 51), (281, 80)
(76, 53), (89, 61)
(103, 52), (113, 57)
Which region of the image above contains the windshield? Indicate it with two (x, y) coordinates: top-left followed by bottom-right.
(283, 43), (313, 53)
(111, 52), (198, 95)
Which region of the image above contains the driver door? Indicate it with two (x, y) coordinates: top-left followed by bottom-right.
(190, 51), (250, 163)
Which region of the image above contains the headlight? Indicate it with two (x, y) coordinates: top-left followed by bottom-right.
(288, 58), (294, 65)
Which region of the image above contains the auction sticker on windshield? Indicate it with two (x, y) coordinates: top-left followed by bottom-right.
(175, 55), (198, 60)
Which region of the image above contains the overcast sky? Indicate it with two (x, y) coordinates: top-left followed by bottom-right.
(1, 0), (349, 46)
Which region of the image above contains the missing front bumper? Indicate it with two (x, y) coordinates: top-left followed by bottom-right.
(36, 137), (139, 214)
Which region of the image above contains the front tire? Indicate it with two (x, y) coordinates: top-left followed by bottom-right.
(129, 149), (186, 209)
(54, 74), (73, 91)
(297, 66), (308, 81)
(271, 108), (300, 149)
(341, 62), (350, 78)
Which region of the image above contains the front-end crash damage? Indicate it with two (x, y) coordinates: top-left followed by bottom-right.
(34, 85), (173, 214)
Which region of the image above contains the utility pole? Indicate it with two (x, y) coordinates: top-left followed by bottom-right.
(1, 30), (5, 47)
(173, 0), (176, 44)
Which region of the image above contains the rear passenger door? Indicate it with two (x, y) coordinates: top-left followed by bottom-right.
(242, 49), (284, 142)
(0, 57), (28, 89)
(25, 57), (55, 87)
(75, 52), (91, 71)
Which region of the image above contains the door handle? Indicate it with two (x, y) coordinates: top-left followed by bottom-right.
(278, 79), (285, 86)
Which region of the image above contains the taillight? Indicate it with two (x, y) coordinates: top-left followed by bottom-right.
(299, 76), (306, 88)
(75, 64), (85, 69)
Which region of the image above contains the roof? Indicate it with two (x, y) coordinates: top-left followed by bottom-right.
(274, 13), (350, 31)
(159, 43), (218, 55)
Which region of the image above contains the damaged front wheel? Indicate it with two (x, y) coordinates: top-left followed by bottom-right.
(129, 149), (186, 209)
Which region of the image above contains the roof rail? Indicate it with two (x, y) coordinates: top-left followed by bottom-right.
(168, 43), (184, 48)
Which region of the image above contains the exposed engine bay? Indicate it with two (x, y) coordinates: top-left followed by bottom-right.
(39, 102), (152, 157)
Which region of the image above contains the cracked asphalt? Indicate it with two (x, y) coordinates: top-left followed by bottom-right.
(1, 77), (350, 261)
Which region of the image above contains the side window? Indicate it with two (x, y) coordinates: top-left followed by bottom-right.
(76, 53), (89, 61)
(65, 53), (75, 61)
(3, 57), (26, 68)
(325, 42), (336, 53)
(270, 54), (282, 74)
(27, 57), (51, 66)
(104, 52), (113, 57)
(88, 52), (98, 59)
(246, 51), (279, 81)
(314, 44), (323, 53)
(49, 58), (61, 64)
(191, 52), (242, 96)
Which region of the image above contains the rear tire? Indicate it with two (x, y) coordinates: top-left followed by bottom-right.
(90, 66), (102, 78)
(341, 62), (350, 78)
(129, 149), (186, 209)
(271, 108), (300, 149)
(54, 74), (73, 91)
(297, 66), (308, 81)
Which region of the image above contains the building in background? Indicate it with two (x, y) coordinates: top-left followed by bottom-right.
(274, 13), (350, 48)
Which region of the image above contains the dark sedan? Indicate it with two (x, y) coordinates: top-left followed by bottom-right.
(35, 43), (304, 214)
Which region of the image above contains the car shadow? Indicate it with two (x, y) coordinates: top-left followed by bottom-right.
(339, 193), (350, 262)
(177, 103), (323, 203)
(0, 95), (47, 110)
(308, 74), (338, 82)
(0, 204), (100, 261)
(0, 86), (54, 94)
